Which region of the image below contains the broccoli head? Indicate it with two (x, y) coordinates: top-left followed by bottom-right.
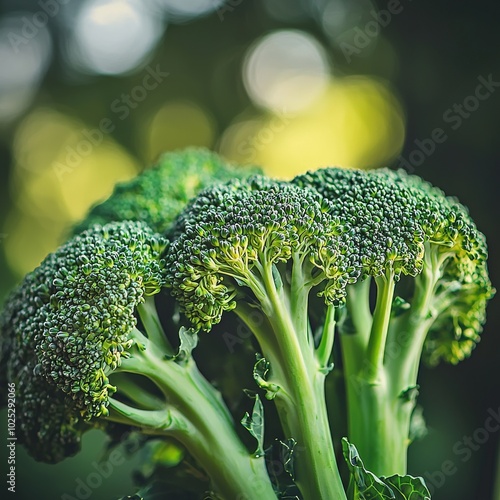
(74, 148), (262, 235)
(0, 220), (276, 499)
(1, 274), (90, 463)
(294, 166), (494, 475)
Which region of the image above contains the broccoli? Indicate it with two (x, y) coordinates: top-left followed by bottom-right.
(1, 150), (493, 500)
(73, 147), (261, 235)
(166, 176), (357, 499)
(0, 221), (276, 499)
(294, 167), (494, 476)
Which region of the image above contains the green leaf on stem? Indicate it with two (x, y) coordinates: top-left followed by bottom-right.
(342, 438), (431, 500)
(241, 393), (265, 458)
(253, 355), (280, 400)
(175, 327), (199, 363)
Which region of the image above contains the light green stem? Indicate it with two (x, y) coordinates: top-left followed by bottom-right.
(317, 303), (336, 370)
(112, 332), (276, 499)
(365, 272), (395, 382)
(342, 270), (409, 475)
(257, 261), (346, 500)
(137, 296), (173, 355)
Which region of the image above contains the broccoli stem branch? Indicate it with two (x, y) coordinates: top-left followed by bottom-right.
(317, 303), (336, 370)
(386, 247), (450, 390)
(241, 259), (347, 500)
(344, 249), (453, 476)
(342, 269), (411, 475)
(111, 325), (276, 499)
(366, 271), (395, 381)
(109, 372), (165, 410)
(137, 296), (174, 356)
(290, 253), (314, 349)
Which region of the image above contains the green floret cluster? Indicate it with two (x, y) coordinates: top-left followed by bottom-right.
(34, 222), (167, 419)
(294, 166), (493, 476)
(13, 360), (85, 463)
(168, 176), (356, 332)
(0, 249), (91, 463)
(294, 167), (426, 278)
(0, 149), (494, 500)
(74, 147), (262, 235)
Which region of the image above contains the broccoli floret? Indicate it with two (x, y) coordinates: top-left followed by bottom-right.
(73, 148), (262, 235)
(294, 166), (494, 476)
(167, 176), (356, 499)
(0, 221), (275, 499)
(1, 279), (89, 463)
(372, 168), (492, 364)
(0, 256), (90, 463)
(32, 222), (166, 418)
(14, 360), (87, 463)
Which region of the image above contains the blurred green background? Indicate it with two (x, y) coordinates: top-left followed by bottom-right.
(0, 0), (498, 498)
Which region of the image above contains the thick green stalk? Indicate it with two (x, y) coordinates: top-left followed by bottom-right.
(343, 372), (409, 476)
(113, 329), (276, 500)
(344, 250), (450, 476)
(342, 270), (410, 475)
(256, 261), (346, 500)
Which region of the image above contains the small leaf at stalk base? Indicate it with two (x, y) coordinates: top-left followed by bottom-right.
(342, 438), (395, 499)
(174, 327), (199, 363)
(382, 475), (430, 500)
(253, 354), (280, 399)
(341, 438), (431, 499)
(279, 438), (298, 479)
(241, 393), (265, 458)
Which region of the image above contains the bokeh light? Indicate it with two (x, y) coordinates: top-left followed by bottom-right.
(142, 100), (216, 161)
(152, 0), (226, 22)
(243, 30), (330, 113)
(67, 0), (163, 75)
(220, 76), (405, 178)
(6, 107), (139, 276)
(0, 13), (52, 123)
